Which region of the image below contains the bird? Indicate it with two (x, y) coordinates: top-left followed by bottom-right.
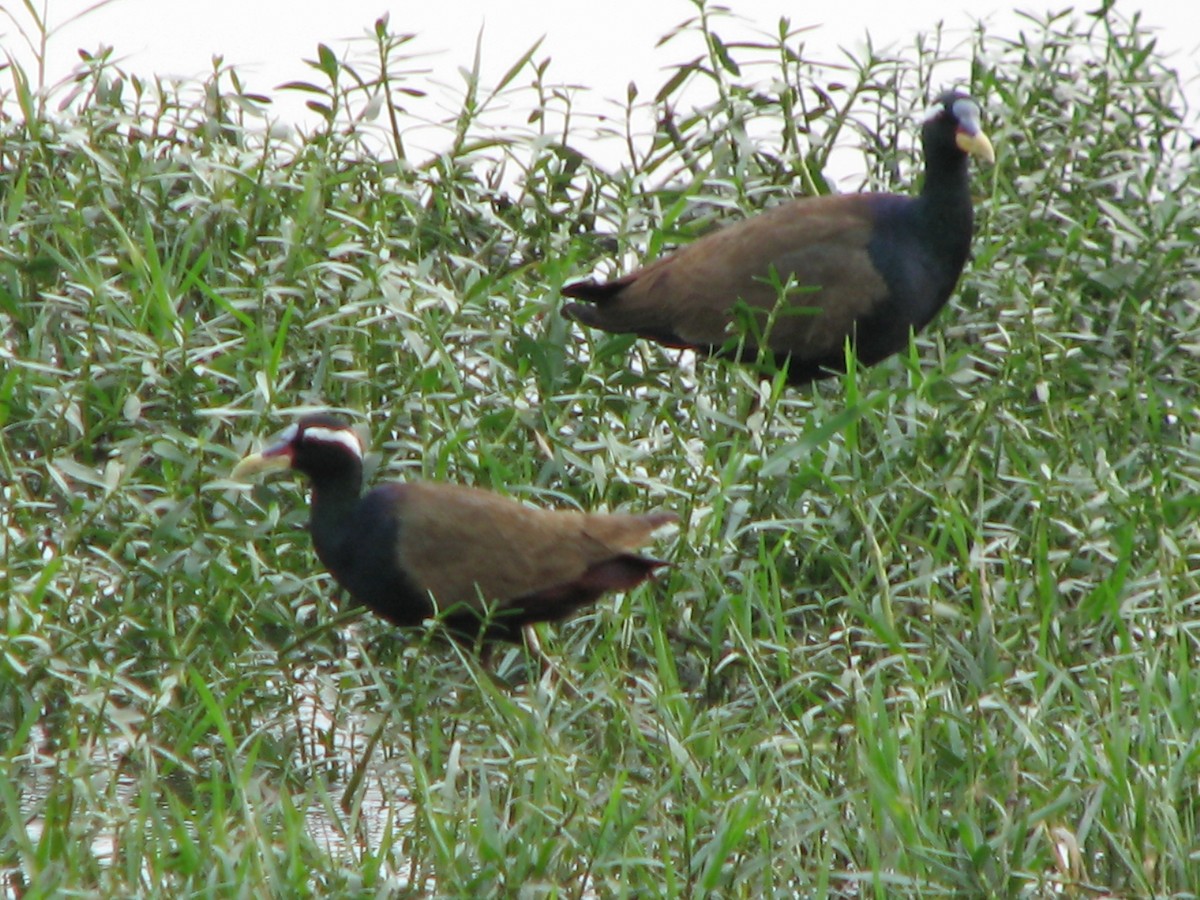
(561, 90), (995, 384)
(231, 413), (676, 645)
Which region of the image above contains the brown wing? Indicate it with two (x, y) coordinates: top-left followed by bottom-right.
(566, 193), (891, 361)
(391, 481), (674, 613)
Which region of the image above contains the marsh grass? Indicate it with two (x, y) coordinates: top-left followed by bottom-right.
(2, 1), (1199, 896)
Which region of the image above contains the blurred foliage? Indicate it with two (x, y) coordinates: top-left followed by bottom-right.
(1, 1), (1198, 896)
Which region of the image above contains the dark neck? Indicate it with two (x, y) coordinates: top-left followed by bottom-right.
(920, 143), (971, 200)
(307, 467), (364, 568)
(916, 151), (974, 259)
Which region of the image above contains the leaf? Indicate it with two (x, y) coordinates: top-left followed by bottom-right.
(317, 43), (339, 80)
(276, 80), (327, 95)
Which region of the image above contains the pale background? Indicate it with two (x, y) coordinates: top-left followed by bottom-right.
(4, 0), (1197, 179)
(9, 1), (1197, 101)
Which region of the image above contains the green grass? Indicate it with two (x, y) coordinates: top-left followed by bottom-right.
(2, 2), (1199, 896)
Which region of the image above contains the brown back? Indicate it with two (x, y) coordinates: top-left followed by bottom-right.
(391, 482), (674, 613)
(585, 193), (891, 359)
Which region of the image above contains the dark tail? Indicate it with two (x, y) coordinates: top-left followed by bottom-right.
(500, 553), (669, 630)
(579, 553), (670, 592)
(561, 278), (628, 326)
(561, 301), (601, 326)
(561, 278), (625, 302)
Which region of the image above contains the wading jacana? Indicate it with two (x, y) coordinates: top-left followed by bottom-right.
(562, 90), (995, 384)
(232, 414), (676, 644)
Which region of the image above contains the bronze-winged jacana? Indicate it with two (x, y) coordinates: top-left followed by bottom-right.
(562, 90), (995, 383)
(232, 414), (675, 644)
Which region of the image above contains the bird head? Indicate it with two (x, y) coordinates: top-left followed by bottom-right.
(232, 413), (364, 482)
(924, 91), (995, 165)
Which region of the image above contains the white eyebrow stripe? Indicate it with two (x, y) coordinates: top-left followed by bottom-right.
(302, 426), (364, 459)
(951, 98), (980, 124)
(922, 103), (942, 123)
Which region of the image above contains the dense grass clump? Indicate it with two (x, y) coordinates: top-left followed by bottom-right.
(2, 3), (1198, 896)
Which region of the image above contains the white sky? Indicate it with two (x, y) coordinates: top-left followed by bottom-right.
(3, 0), (1197, 177)
(11, 1), (1193, 87)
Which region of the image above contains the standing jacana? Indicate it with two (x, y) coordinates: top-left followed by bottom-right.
(562, 90), (995, 383)
(232, 414), (676, 644)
